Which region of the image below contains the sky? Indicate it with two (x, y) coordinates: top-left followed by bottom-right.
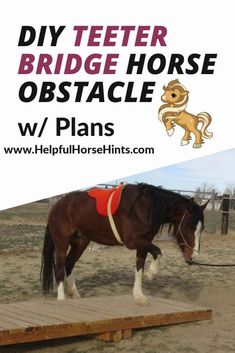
(109, 149), (235, 194)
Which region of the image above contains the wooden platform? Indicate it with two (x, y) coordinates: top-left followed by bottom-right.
(0, 295), (212, 346)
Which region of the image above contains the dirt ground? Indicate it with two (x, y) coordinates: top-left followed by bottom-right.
(0, 202), (235, 353)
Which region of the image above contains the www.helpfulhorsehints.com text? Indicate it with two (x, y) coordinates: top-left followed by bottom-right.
(3, 144), (155, 157)
(15, 25), (218, 140)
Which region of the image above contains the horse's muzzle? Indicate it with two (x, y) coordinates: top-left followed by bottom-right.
(161, 94), (167, 102)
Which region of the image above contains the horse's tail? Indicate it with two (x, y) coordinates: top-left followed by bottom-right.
(197, 112), (213, 139)
(40, 225), (55, 296)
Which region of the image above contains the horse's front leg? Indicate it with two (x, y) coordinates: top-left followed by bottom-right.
(133, 248), (148, 305)
(144, 244), (162, 281)
(164, 118), (175, 136)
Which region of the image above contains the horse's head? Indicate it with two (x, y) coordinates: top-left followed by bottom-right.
(173, 199), (209, 264)
(161, 79), (189, 104)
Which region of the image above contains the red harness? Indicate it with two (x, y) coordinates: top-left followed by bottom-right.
(88, 184), (125, 216)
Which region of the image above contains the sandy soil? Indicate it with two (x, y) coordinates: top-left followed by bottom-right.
(0, 203), (235, 353)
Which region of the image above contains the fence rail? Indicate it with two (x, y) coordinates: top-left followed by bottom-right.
(98, 184), (235, 235)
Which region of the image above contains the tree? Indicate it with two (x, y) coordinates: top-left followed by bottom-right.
(224, 183), (235, 196)
(194, 182), (217, 203)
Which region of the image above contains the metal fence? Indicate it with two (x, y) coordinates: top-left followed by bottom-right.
(169, 189), (216, 234)
(154, 189), (235, 234)
(99, 185), (235, 234)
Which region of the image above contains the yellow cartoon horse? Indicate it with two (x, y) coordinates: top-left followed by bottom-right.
(158, 79), (213, 148)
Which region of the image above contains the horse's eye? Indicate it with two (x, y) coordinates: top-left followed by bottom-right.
(171, 93), (176, 98)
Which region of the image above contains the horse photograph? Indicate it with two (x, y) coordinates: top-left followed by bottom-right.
(0, 151), (235, 353)
(41, 183), (208, 305)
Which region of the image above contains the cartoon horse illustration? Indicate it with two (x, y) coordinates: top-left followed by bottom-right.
(158, 79), (213, 148)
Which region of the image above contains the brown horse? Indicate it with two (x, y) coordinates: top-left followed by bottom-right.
(41, 184), (208, 305)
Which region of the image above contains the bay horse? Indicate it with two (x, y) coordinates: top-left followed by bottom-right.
(41, 183), (208, 305)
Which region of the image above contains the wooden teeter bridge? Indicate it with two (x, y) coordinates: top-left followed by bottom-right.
(0, 295), (212, 346)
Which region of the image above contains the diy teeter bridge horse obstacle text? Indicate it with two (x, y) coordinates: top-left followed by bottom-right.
(41, 183), (209, 305)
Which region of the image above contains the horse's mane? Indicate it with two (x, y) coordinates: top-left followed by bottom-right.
(130, 183), (193, 235)
(135, 182), (189, 203)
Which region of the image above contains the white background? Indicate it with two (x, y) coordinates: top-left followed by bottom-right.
(0, 0), (234, 209)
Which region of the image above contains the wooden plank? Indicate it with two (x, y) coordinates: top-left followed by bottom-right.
(0, 312), (39, 328)
(8, 302), (85, 322)
(77, 295), (202, 318)
(64, 295), (161, 317)
(13, 301), (113, 323)
(0, 295), (212, 346)
(0, 305), (66, 326)
(0, 318), (21, 330)
(47, 295), (206, 317)
(89, 299), (176, 315)
(42, 300), (114, 318)
(152, 297), (207, 311)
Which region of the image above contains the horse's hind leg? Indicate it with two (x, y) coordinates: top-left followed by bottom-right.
(133, 248), (148, 305)
(55, 248), (68, 300)
(181, 129), (191, 146)
(145, 244), (162, 281)
(65, 235), (90, 298)
(191, 125), (203, 148)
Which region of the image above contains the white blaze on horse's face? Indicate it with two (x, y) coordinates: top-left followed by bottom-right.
(192, 221), (202, 260)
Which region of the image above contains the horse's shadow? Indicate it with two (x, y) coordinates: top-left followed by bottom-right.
(76, 268), (202, 301)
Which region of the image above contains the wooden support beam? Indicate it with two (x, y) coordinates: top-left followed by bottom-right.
(93, 329), (132, 342)
(221, 193), (230, 234)
(94, 330), (123, 342)
(122, 329), (132, 339)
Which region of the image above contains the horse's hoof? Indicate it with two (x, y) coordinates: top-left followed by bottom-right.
(167, 128), (174, 136)
(193, 143), (202, 148)
(181, 140), (189, 146)
(134, 295), (149, 306)
(67, 290), (80, 298)
(144, 272), (154, 282)
(72, 291), (81, 299)
(57, 294), (66, 300)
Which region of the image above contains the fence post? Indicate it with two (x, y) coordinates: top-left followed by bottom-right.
(211, 189), (216, 234)
(221, 193), (230, 235)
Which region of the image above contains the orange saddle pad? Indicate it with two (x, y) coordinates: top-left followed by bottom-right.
(88, 184), (125, 216)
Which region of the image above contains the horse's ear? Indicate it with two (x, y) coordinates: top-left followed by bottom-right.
(181, 90), (189, 96)
(200, 200), (210, 211)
